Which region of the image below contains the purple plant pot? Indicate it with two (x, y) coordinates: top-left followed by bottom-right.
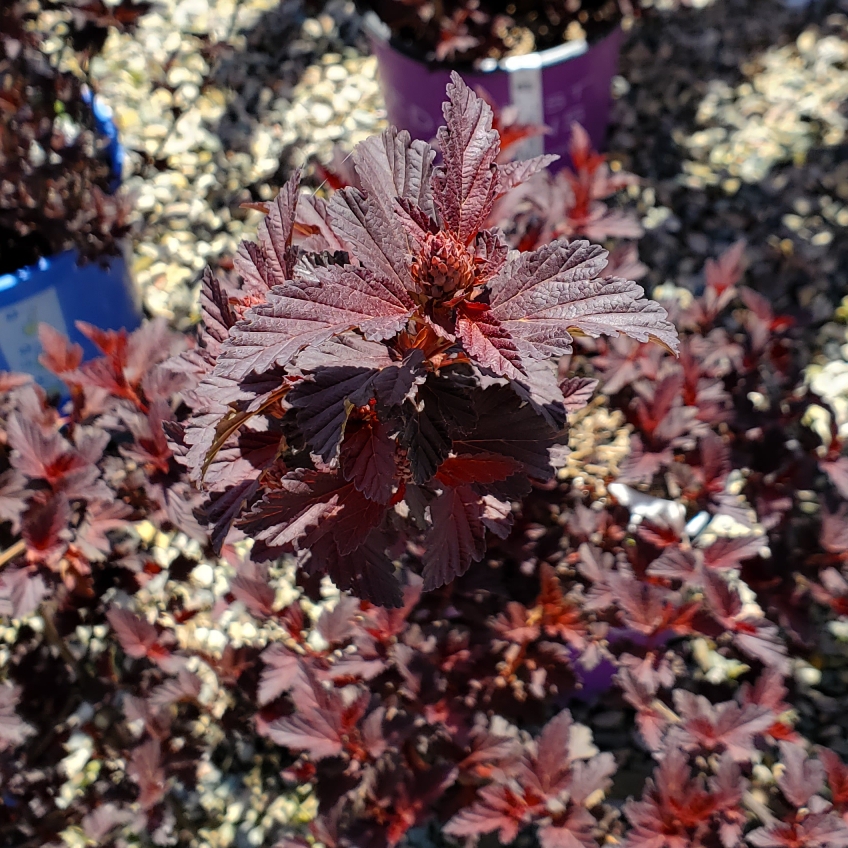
(365, 13), (623, 169)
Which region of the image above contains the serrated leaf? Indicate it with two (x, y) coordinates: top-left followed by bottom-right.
(127, 739), (166, 810)
(0, 567), (48, 620)
(38, 323), (83, 376)
(239, 470), (385, 557)
(328, 186), (419, 293)
(456, 301), (524, 379)
(454, 385), (559, 481)
(435, 452), (521, 488)
(443, 783), (523, 844)
(701, 534), (764, 570)
(198, 268), (238, 353)
(149, 671), (202, 708)
(230, 567), (276, 619)
(305, 533), (402, 608)
(498, 153), (559, 194)
(0, 469), (27, 534)
(777, 742), (824, 808)
(403, 371), (478, 484)
(671, 690), (774, 761)
(289, 366), (385, 462)
(215, 265), (413, 381)
(509, 358), (569, 430)
(531, 709), (575, 796)
(488, 238), (679, 359)
(258, 172), (302, 284)
(340, 419), (397, 503)
(258, 645), (302, 705)
(559, 377), (598, 413)
(106, 608), (160, 659)
(352, 126), (437, 226)
(432, 72), (501, 245)
(266, 709), (344, 760)
(422, 485), (510, 590)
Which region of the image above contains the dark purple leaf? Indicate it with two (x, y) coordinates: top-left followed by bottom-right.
(488, 239), (679, 359)
(432, 72), (501, 245)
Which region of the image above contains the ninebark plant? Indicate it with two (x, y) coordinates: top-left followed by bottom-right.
(172, 73), (678, 607)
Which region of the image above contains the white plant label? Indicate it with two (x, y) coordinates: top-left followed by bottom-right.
(507, 61), (545, 160)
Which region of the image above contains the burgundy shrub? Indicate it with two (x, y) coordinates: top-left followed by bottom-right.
(1, 76), (848, 848)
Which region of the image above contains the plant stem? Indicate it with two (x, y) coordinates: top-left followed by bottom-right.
(0, 539), (26, 570)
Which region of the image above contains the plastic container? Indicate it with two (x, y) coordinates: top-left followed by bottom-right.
(0, 92), (140, 393)
(365, 13), (623, 166)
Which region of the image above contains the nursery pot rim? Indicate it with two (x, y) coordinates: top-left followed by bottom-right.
(363, 9), (622, 73)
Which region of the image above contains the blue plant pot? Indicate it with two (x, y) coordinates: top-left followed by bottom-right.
(0, 92), (141, 393)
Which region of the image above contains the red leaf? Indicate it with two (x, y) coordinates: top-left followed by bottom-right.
(289, 363), (388, 462)
(106, 608), (177, 671)
(327, 185), (421, 295)
(821, 748), (848, 810)
(351, 126), (437, 228)
(536, 563), (587, 648)
(76, 500), (134, 560)
(230, 569), (276, 619)
(421, 485), (510, 590)
(0, 566), (48, 619)
(148, 671), (202, 709)
(22, 494), (72, 566)
(531, 709), (576, 797)
(558, 377), (598, 414)
(705, 240), (746, 295)
(239, 470), (385, 557)
(618, 434), (673, 484)
(456, 301), (525, 378)
(197, 268), (238, 354)
(403, 371), (478, 485)
(37, 323), (83, 376)
(0, 372), (33, 392)
(435, 452), (521, 487)
(432, 72), (501, 245)
(488, 239), (679, 361)
(459, 723), (522, 778)
(701, 534), (765, 570)
(822, 457), (848, 500)
(624, 749), (746, 848)
(702, 570), (792, 672)
(127, 739), (166, 809)
(777, 742), (825, 808)
(339, 419), (397, 503)
(671, 690), (773, 761)
(747, 813), (848, 848)
(306, 533), (402, 609)
(7, 413), (105, 500)
(216, 264), (414, 382)
(258, 172), (302, 284)
(617, 669), (669, 751)
(258, 645), (302, 705)
(607, 571), (699, 638)
(316, 595), (360, 646)
(647, 548), (698, 583)
(266, 706), (345, 760)
(0, 470), (27, 534)
(443, 783), (524, 844)
(454, 385), (560, 482)
(821, 505), (848, 554)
